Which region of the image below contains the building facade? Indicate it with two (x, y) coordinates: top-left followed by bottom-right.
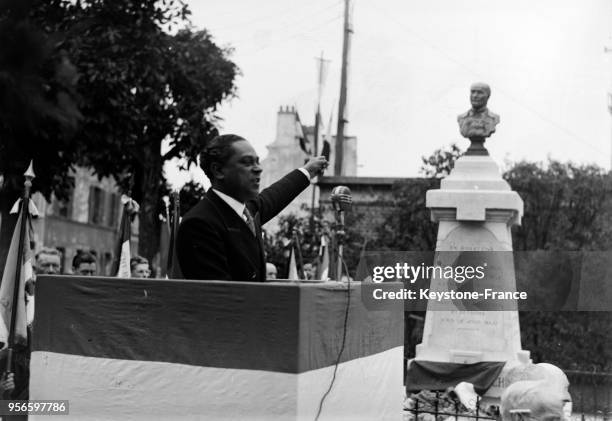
(260, 106), (358, 232)
(31, 166), (138, 275)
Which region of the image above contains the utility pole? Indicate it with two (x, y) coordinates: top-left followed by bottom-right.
(606, 44), (612, 170)
(335, 0), (352, 176)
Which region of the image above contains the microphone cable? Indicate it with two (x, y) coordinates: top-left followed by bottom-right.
(314, 257), (352, 421)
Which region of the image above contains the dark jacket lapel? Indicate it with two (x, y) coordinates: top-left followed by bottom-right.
(206, 190), (262, 272)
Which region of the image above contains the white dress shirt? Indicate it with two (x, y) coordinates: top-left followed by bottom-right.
(211, 168), (310, 221)
(212, 189), (246, 220)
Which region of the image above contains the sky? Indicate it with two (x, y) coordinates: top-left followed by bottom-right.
(165, 0), (612, 187)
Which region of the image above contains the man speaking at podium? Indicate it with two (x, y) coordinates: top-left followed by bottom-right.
(175, 134), (327, 281)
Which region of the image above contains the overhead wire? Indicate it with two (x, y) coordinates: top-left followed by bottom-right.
(247, 14), (343, 54)
(211, 0), (342, 35)
(207, 2), (326, 32)
(364, 2), (607, 155)
(227, 2), (342, 48)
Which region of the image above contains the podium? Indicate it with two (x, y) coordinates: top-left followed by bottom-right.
(30, 276), (403, 420)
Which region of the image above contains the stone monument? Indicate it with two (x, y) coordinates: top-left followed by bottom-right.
(414, 83), (530, 399)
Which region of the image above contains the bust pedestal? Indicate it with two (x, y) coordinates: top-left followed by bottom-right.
(414, 153), (530, 399)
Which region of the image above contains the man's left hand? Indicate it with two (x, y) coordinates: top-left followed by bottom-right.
(303, 156), (328, 178)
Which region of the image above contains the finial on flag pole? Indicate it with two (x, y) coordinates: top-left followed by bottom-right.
(24, 160), (35, 180)
(23, 160), (35, 198)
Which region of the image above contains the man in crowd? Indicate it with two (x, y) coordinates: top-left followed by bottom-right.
(130, 256), (151, 278)
(265, 262), (277, 280)
(175, 134), (327, 281)
(26, 247), (63, 324)
(72, 251), (97, 276)
(302, 262), (317, 280)
(34, 247), (61, 276)
(29, 247), (62, 296)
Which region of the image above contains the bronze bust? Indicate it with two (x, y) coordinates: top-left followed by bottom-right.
(457, 82), (500, 155)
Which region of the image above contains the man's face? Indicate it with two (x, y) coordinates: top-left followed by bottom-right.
(303, 263), (315, 280)
(266, 264), (277, 279)
(131, 263), (151, 278)
(470, 86), (489, 110)
(74, 263), (96, 276)
(36, 253), (61, 275)
(216, 140), (262, 202)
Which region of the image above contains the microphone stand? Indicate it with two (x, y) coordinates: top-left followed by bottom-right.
(335, 210), (345, 282)
(330, 186), (351, 282)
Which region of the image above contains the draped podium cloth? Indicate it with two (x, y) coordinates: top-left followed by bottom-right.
(30, 276), (404, 420)
(406, 360), (506, 395)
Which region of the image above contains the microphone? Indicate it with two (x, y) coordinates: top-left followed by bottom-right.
(330, 186), (352, 281)
(331, 186), (352, 213)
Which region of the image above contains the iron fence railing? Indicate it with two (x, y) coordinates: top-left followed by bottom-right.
(404, 391), (497, 421)
(405, 371), (612, 421)
(566, 370), (612, 421)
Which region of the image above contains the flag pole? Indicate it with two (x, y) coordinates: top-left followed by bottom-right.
(166, 191), (180, 277)
(5, 161), (35, 374)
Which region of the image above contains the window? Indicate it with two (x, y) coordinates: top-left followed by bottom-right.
(88, 186), (104, 225)
(106, 193), (120, 228)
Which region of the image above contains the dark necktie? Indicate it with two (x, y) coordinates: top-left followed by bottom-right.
(243, 207), (256, 236)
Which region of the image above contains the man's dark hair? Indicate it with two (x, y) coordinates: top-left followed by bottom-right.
(200, 134), (246, 181)
(72, 250), (97, 269)
(130, 255), (149, 270)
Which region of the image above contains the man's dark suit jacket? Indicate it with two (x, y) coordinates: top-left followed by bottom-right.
(174, 169), (310, 281)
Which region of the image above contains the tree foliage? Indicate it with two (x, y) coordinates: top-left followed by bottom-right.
(29, 0), (239, 262)
(372, 178), (438, 252)
(504, 160), (612, 371)
(373, 144), (462, 251)
(0, 0), (81, 268)
(420, 143), (462, 178)
(176, 180), (206, 218)
(505, 160), (612, 251)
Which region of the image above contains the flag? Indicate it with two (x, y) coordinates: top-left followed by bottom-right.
(321, 105), (334, 161)
(288, 246), (299, 280)
(10, 198), (39, 217)
(295, 112), (311, 155)
(0, 211), (32, 347)
(317, 234), (330, 281)
(113, 196), (139, 277)
(114, 205), (131, 278)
